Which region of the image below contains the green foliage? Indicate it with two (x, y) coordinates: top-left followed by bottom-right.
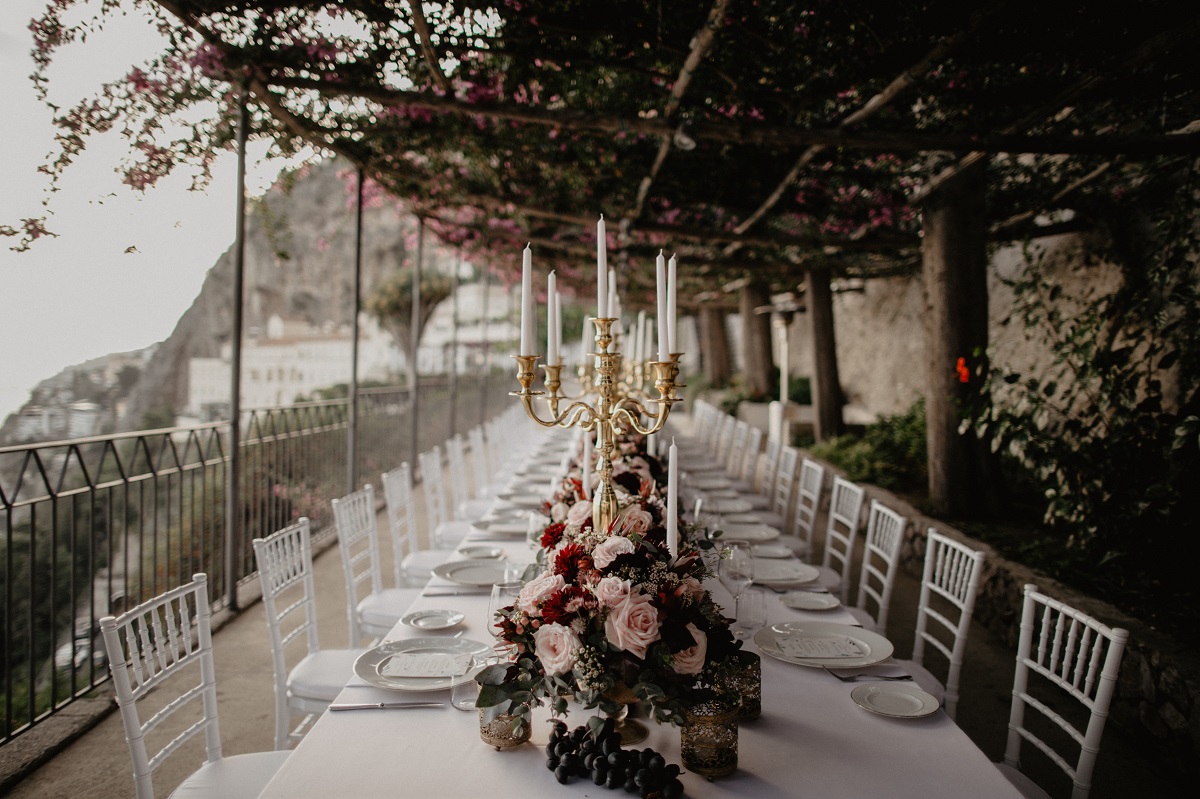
(810, 400), (927, 493)
(970, 158), (1200, 595)
(365, 269), (455, 359)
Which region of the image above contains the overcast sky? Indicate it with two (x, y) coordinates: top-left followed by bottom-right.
(0, 0), (292, 422)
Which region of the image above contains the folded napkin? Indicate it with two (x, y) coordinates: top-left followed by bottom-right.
(381, 652), (473, 678)
(825, 662), (910, 679)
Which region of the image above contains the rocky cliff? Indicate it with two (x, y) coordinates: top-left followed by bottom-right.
(119, 158), (442, 427)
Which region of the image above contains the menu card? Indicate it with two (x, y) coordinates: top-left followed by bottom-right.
(380, 652), (473, 678)
(778, 635), (867, 660)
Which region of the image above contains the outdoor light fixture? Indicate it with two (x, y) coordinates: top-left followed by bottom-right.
(673, 120), (697, 151)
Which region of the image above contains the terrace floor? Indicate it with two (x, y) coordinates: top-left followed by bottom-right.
(0, 428), (1185, 798)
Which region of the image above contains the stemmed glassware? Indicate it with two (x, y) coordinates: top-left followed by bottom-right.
(731, 588), (767, 641)
(718, 543), (754, 605)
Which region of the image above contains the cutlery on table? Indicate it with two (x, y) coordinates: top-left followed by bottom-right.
(822, 666), (913, 682)
(423, 589), (490, 597)
(330, 702), (445, 711)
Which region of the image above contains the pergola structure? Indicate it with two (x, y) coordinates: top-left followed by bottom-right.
(22, 0), (1200, 523)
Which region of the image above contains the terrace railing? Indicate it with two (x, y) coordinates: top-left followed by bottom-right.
(0, 371), (511, 744)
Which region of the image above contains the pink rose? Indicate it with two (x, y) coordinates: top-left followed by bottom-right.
(549, 502), (569, 522)
(517, 572), (565, 615)
(566, 499), (593, 526)
(592, 536), (635, 568)
(611, 506), (653, 536)
(604, 590), (661, 660)
(673, 576), (705, 604)
(670, 623), (708, 675)
(534, 622), (581, 676)
(593, 576), (630, 608)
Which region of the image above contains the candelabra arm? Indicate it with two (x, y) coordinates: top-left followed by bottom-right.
(610, 399), (675, 436)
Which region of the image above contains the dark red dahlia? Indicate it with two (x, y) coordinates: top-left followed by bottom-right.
(553, 542), (591, 583)
(540, 585), (592, 625)
(540, 522), (566, 549)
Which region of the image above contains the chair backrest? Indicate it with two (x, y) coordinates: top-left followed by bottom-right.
(331, 485), (384, 646)
(1004, 584), (1130, 799)
(381, 463), (419, 587)
(99, 573), (221, 799)
(759, 435), (783, 496)
(911, 529), (986, 720)
(468, 425), (491, 496)
(792, 458), (826, 561)
(713, 414), (736, 463)
(725, 419), (750, 477)
(821, 476), (865, 603)
(853, 500), (908, 633)
(444, 434), (471, 516)
(740, 424), (764, 485)
(418, 446), (450, 540)
(253, 518), (320, 749)
(772, 446), (800, 522)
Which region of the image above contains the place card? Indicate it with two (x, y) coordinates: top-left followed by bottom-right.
(778, 635), (866, 660)
(380, 652), (473, 678)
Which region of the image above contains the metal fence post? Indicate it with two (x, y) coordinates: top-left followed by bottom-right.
(348, 165), (365, 492)
(224, 83), (249, 612)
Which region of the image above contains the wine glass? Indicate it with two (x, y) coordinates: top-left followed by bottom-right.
(488, 580), (523, 642)
(719, 543), (754, 603)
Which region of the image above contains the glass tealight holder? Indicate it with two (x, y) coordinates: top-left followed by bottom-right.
(680, 695), (738, 778)
(479, 708), (531, 750)
(729, 651), (761, 720)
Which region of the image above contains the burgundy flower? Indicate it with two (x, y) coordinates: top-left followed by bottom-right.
(540, 522), (566, 550)
(554, 543), (591, 583)
(541, 585), (592, 625)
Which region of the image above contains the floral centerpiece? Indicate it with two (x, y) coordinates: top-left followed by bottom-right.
(477, 437), (737, 734)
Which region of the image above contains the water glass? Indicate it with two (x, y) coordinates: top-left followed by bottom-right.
(488, 580), (523, 641)
(451, 656), (483, 711)
(732, 588), (767, 641)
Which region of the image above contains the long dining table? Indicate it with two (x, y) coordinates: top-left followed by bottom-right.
(257, 434), (1023, 799)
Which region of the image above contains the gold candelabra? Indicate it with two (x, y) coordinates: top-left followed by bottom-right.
(513, 317), (683, 532)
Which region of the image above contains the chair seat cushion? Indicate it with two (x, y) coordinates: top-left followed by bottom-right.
(435, 521), (472, 548)
(289, 649), (363, 702)
(816, 565), (843, 595)
(994, 763), (1053, 799)
(358, 588), (423, 630)
(168, 751), (291, 799)
(845, 606), (878, 632)
(458, 498), (494, 520)
(402, 549), (448, 582)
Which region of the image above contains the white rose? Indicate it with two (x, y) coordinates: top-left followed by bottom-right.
(550, 502), (569, 522)
(534, 622), (582, 676)
(591, 535), (636, 569)
(566, 499), (593, 526)
(593, 576), (630, 608)
(670, 623), (708, 675)
(516, 572), (565, 615)
(604, 590), (661, 660)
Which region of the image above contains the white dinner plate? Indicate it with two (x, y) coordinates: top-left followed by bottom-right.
(851, 683), (940, 719)
(432, 559), (508, 586)
(471, 519), (531, 536)
(781, 591), (841, 611)
(754, 621), (894, 669)
(752, 559), (819, 585)
(495, 491), (547, 508)
(691, 476), (732, 490)
(704, 497), (753, 513)
(354, 638), (491, 692)
(751, 543), (793, 559)
(459, 545), (504, 559)
(720, 523), (780, 542)
(400, 609), (466, 630)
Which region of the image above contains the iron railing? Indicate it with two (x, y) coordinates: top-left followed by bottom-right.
(0, 371), (512, 744)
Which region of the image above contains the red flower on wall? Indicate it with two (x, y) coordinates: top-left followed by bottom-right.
(956, 357), (970, 384)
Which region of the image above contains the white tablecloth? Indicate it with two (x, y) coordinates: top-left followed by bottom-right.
(260, 435), (1020, 799)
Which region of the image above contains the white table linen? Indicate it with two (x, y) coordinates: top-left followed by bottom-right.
(259, 445), (1020, 799)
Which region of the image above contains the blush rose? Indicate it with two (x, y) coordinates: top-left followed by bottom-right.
(604, 589), (662, 660)
(591, 535), (635, 568)
(534, 622), (582, 676)
(517, 572), (566, 615)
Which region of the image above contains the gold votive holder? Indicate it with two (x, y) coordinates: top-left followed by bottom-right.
(730, 651), (761, 720)
(479, 708), (531, 750)
(680, 695), (739, 778)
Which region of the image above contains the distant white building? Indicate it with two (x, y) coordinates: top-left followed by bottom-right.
(419, 282), (520, 373)
(185, 314), (399, 419)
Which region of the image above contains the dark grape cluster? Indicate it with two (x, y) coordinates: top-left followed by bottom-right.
(544, 718), (684, 798)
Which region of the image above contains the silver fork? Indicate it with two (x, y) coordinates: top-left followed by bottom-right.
(822, 666), (913, 682)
